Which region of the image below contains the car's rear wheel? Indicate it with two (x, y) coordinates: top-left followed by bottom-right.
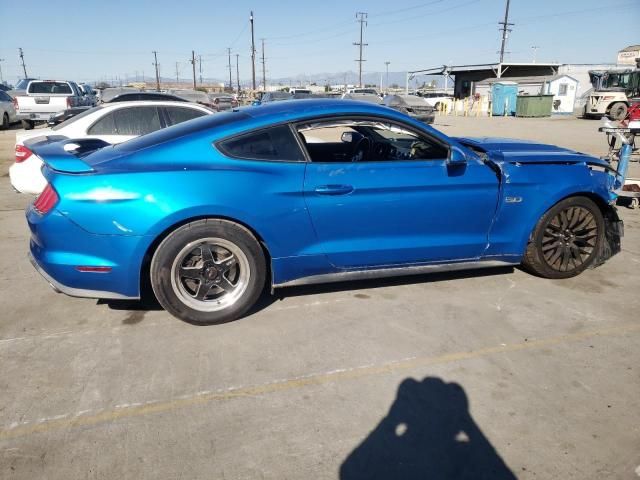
(1, 113), (8, 130)
(150, 219), (266, 324)
(522, 196), (604, 279)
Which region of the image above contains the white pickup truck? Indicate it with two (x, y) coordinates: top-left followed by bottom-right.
(14, 80), (85, 129)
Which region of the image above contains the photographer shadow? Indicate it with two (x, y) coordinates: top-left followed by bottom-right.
(340, 377), (516, 480)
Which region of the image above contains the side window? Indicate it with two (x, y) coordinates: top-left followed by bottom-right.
(165, 106), (207, 126)
(88, 107), (161, 136)
(87, 112), (116, 135)
(0, 91), (10, 102)
(218, 125), (304, 162)
(296, 119), (448, 163)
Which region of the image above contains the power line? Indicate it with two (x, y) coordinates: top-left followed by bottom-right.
(18, 48), (28, 79)
(353, 12), (368, 87)
(498, 0), (514, 64)
(152, 51), (160, 91)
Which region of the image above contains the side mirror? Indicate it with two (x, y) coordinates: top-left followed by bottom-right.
(448, 146), (467, 165)
(341, 131), (353, 143)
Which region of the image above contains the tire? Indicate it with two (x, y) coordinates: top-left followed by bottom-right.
(522, 196), (604, 279)
(150, 219), (266, 325)
(21, 119), (34, 130)
(1, 113), (8, 130)
(608, 102), (628, 121)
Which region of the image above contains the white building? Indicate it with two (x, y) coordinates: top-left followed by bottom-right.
(543, 74), (579, 114)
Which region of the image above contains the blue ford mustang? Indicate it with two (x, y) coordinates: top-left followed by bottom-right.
(27, 100), (623, 324)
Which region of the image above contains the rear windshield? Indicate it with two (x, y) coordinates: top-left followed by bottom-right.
(29, 82), (73, 95)
(115, 110), (250, 152)
(52, 106), (103, 130)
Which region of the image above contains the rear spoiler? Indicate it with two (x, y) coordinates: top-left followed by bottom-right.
(31, 138), (111, 173)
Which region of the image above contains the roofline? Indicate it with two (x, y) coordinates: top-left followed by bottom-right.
(101, 100), (211, 108)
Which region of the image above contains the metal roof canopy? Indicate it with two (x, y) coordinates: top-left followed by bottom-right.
(404, 62), (561, 94)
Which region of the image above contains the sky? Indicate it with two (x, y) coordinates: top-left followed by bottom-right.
(0, 0), (638, 87)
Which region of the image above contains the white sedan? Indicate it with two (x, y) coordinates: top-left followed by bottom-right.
(0, 90), (18, 129)
(9, 101), (213, 194)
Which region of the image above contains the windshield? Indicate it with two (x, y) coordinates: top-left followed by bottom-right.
(602, 71), (640, 91)
(52, 106), (102, 131)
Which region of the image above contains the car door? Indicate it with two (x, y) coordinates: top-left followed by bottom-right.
(299, 117), (500, 269)
(85, 106), (163, 144)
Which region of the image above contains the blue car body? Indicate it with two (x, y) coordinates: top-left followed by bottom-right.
(26, 100), (622, 300)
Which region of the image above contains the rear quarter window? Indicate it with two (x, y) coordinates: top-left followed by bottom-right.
(217, 124), (304, 162)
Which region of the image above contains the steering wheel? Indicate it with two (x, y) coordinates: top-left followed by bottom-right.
(351, 136), (371, 162)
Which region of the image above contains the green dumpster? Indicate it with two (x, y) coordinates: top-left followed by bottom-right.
(516, 94), (554, 117)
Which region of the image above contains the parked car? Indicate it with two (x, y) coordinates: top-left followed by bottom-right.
(6, 77), (38, 98)
(347, 88), (379, 95)
(418, 91), (454, 111)
(0, 84), (11, 92)
(47, 106), (92, 126)
(341, 93), (383, 104)
(252, 91), (292, 105)
(208, 93), (238, 111)
(169, 89), (213, 108)
(26, 99), (623, 325)
(384, 95), (435, 124)
(78, 84), (98, 106)
(10, 101), (212, 194)
(0, 90), (18, 129)
(103, 90), (187, 104)
(13, 80), (85, 129)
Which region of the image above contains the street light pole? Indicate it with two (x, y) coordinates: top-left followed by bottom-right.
(384, 61), (390, 93)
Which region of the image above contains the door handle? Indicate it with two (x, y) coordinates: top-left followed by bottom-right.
(314, 184), (354, 195)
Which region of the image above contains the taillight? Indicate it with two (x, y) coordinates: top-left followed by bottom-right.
(33, 184), (59, 215)
(66, 97), (72, 108)
(15, 144), (33, 163)
(12, 97), (18, 109)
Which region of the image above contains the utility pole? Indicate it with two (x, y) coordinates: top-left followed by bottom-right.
(152, 51), (160, 91)
(0, 59), (4, 84)
(384, 61), (390, 93)
(531, 45), (539, 63)
(198, 55), (203, 85)
(189, 51), (196, 89)
(261, 39), (266, 91)
(250, 11), (256, 91)
(235, 54), (240, 93)
(227, 48), (233, 92)
(175, 62), (180, 84)
(353, 12), (368, 87)
(18, 48), (28, 79)
(498, 0), (513, 65)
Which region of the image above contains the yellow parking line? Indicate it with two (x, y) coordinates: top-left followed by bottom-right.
(2, 322), (639, 441)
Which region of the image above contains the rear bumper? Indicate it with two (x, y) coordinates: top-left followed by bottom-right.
(27, 207), (143, 299)
(28, 252), (136, 299)
(16, 112), (52, 121)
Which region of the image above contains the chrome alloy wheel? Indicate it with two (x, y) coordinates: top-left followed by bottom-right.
(170, 238), (250, 312)
(541, 206), (598, 272)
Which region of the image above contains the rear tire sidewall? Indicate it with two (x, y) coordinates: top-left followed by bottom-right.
(150, 220), (266, 325)
(608, 102), (628, 121)
(1, 113), (8, 130)
(524, 197), (605, 279)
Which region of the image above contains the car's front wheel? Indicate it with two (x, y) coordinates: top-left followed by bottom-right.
(522, 196), (604, 279)
(150, 219), (266, 324)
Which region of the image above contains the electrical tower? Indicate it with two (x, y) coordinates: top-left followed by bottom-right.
(353, 12), (368, 87)
(152, 51), (160, 91)
(498, 0), (514, 64)
(18, 48), (28, 79)
(250, 11), (256, 91)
